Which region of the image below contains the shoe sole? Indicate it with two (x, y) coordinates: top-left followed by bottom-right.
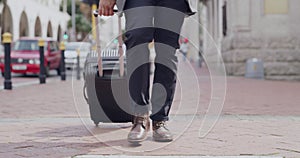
(128, 138), (146, 144)
(153, 136), (173, 142)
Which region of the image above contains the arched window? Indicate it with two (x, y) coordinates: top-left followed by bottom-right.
(19, 11), (29, 37)
(34, 17), (42, 37)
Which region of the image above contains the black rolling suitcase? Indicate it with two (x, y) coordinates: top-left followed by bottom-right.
(83, 11), (133, 126)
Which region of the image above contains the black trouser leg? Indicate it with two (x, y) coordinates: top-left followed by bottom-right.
(150, 0), (188, 121)
(124, 0), (154, 115)
(124, 0), (188, 117)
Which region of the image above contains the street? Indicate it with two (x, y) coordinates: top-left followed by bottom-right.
(0, 61), (299, 158)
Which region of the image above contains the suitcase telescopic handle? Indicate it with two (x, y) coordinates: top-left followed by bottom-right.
(93, 10), (119, 17)
(93, 10), (124, 77)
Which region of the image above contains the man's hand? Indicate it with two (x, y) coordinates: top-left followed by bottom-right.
(98, 0), (116, 16)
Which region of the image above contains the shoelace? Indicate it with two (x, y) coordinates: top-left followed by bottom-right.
(133, 116), (147, 129)
(154, 121), (168, 130)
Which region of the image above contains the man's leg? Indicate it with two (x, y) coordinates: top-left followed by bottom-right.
(123, 0), (154, 143)
(150, 0), (188, 141)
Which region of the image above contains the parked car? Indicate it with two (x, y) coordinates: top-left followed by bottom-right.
(64, 42), (91, 69)
(0, 37), (61, 76)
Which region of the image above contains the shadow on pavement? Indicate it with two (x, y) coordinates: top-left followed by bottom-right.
(0, 124), (136, 157)
(24, 125), (125, 138)
(0, 141), (105, 158)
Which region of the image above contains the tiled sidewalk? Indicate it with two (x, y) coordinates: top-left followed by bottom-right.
(0, 61), (299, 158)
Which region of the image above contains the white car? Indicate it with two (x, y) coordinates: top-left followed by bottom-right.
(64, 42), (91, 69)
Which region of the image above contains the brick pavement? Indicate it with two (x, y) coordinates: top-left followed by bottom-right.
(0, 60), (299, 158)
(0, 71), (63, 90)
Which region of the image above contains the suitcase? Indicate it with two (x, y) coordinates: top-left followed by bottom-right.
(83, 11), (133, 126)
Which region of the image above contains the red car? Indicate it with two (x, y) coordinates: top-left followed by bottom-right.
(0, 37), (61, 76)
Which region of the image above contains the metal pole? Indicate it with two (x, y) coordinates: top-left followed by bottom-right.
(72, 0), (76, 42)
(39, 40), (46, 84)
(60, 42), (66, 81)
(93, 11), (103, 77)
(118, 15), (124, 77)
(2, 33), (12, 90)
(76, 49), (80, 80)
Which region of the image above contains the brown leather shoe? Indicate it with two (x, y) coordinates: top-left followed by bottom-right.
(127, 114), (150, 143)
(152, 121), (173, 142)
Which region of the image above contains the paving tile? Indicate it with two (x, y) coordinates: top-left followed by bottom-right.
(0, 63), (299, 157)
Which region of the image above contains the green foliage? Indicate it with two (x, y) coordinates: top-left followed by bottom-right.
(67, 14), (92, 33)
(59, 0), (81, 15)
(61, 0), (92, 34)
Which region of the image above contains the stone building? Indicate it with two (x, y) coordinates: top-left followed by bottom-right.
(201, 0), (300, 80)
(0, 0), (70, 42)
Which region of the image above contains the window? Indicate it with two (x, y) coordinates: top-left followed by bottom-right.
(13, 40), (39, 51)
(49, 42), (58, 51)
(264, 0), (289, 14)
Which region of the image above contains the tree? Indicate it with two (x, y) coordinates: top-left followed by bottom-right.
(60, 0), (92, 41)
(67, 14), (92, 34)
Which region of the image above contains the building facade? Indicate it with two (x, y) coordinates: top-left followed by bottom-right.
(0, 0), (70, 42)
(201, 0), (300, 80)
